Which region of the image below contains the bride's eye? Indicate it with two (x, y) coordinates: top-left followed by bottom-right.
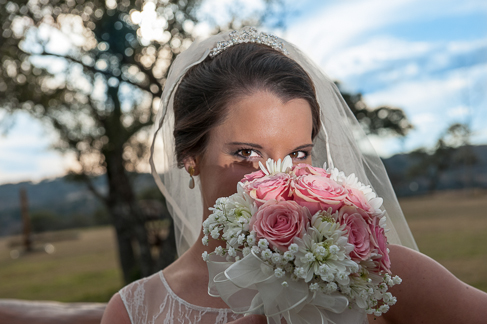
(290, 151), (308, 160)
(235, 149), (260, 159)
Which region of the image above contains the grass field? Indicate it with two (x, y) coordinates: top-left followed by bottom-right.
(0, 227), (122, 302)
(400, 189), (487, 292)
(0, 189), (486, 302)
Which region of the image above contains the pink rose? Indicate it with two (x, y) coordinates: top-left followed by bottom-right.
(244, 173), (292, 206)
(292, 163), (330, 177)
(250, 200), (310, 252)
(345, 187), (373, 214)
(292, 175), (348, 215)
(370, 220), (391, 274)
(242, 170), (266, 183)
(337, 206), (372, 261)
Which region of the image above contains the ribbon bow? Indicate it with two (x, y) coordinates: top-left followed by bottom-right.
(207, 251), (367, 324)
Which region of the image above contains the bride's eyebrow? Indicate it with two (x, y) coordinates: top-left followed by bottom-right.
(226, 142), (263, 149)
(293, 144), (314, 150)
(226, 142), (314, 151)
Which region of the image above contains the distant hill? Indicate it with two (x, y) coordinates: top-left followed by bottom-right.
(0, 173), (157, 236)
(1, 145), (486, 236)
(382, 144), (487, 196)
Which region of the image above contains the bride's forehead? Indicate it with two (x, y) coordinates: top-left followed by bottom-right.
(227, 91), (311, 118)
(215, 91), (313, 139)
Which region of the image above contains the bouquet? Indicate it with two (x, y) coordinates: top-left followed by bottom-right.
(202, 156), (401, 323)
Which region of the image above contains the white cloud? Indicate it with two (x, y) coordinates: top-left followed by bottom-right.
(412, 113), (436, 126)
(360, 60), (487, 154)
(447, 105), (471, 118)
(285, 0), (418, 64)
(364, 75), (468, 112)
(321, 36), (434, 80)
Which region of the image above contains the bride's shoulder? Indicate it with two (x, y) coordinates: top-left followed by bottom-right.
(377, 244), (487, 324)
(101, 293), (130, 324)
(101, 272), (164, 324)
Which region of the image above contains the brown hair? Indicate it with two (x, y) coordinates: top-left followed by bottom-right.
(173, 43), (320, 167)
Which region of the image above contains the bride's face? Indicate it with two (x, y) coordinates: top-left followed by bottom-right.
(194, 90), (314, 214)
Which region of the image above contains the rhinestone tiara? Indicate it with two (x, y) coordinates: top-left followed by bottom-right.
(209, 27), (288, 58)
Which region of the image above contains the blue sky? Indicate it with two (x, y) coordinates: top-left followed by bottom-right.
(282, 0), (487, 156)
(0, 0), (486, 184)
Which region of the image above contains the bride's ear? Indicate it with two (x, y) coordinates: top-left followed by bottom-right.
(183, 157), (200, 176)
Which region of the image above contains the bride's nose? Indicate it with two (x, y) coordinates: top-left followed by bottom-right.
(267, 153), (290, 162)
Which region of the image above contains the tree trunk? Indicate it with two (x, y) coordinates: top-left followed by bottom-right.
(105, 152), (154, 284)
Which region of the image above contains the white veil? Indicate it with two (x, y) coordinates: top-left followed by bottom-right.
(149, 28), (418, 257)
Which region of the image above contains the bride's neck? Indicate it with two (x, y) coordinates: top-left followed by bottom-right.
(172, 209), (225, 269)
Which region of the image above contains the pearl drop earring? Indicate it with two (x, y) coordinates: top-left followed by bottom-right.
(188, 166), (195, 189)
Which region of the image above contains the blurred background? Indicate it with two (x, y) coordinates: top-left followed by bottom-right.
(0, 0), (486, 303)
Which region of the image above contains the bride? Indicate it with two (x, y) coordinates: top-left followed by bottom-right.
(101, 28), (487, 324)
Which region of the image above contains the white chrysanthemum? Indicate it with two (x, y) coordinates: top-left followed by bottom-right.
(294, 226), (357, 282)
(202, 236), (209, 246)
(215, 197), (229, 205)
(311, 213), (344, 241)
(325, 165), (385, 216)
(259, 156), (293, 175)
(218, 189), (256, 247)
(329, 245), (339, 255)
(315, 245), (327, 258)
(251, 245), (260, 255)
(326, 165), (347, 184)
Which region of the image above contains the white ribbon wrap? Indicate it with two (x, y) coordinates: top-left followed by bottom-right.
(207, 251), (368, 324)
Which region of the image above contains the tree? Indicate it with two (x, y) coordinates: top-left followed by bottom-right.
(336, 82), (413, 137)
(0, 0), (284, 283)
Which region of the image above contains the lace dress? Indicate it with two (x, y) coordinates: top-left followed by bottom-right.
(120, 271), (369, 324)
(119, 271), (243, 324)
